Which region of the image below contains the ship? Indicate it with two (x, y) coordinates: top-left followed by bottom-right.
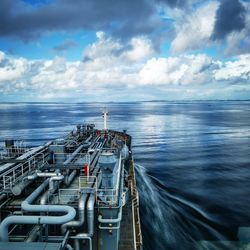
(0, 111), (143, 250)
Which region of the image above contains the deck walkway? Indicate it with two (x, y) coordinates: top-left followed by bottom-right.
(119, 200), (135, 250)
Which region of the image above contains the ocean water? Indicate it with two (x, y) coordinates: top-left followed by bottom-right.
(0, 101), (250, 249)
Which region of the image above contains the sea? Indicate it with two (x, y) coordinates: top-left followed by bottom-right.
(0, 101), (249, 250)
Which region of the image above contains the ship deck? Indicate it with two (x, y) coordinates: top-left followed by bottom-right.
(0, 125), (143, 250)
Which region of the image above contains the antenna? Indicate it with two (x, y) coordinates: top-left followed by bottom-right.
(102, 109), (108, 130)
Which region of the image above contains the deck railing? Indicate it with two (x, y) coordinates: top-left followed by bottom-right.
(58, 188), (80, 204)
(129, 159), (143, 250)
(0, 150), (47, 192)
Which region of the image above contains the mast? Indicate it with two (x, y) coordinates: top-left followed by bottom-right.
(102, 109), (108, 130)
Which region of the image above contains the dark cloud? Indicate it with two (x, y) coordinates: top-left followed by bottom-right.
(111, 45), (133, 57)
(0, 0), (166, 41)
(156, 0), (187, 8)
(82, 56), (92, 62)
(0, 58), (9, 68)
(53, 40), (78, 52)
(212, 0), (246, 40)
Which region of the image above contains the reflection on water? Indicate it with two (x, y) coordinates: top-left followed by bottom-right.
(0, 101), (250, 249)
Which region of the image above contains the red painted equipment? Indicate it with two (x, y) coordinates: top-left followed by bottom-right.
(83, 163), (89, 176)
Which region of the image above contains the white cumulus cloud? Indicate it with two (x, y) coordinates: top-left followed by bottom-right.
(0, 32), (250, 101)
(214, 54), (250, 81)
(0, 52), (28, 82)
(139, 54), (218, 85)
(170, 1), (219, 53)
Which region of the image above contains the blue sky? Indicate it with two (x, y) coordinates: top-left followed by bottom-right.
(0, 0), (249, 102)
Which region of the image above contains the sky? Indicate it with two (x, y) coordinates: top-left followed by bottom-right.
(0, 0), (249, 102)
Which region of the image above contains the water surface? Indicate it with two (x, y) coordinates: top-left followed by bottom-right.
(0, 101), (249, 249)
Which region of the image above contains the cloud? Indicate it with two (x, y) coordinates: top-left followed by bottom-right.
(0, 51), (28, 82)
(138, 54), (218, 85)
(0, 33), (155, 96)
(157, 0), (187, 8)
(31, 57), (80, 91)
(83, 32), (154, 62)
(81, 32), (155, 86)
(170, 1), (219, 53)
(166, 0), (250, 56)
(53, 40), (77, 52)
(0, 0), (163, 41)
(0, 33), (250, 101)
(223, 2), (250, 56)
(83, 29), (158, 62)
(212, 0), (246, 40)
(214, 54), (250, 81)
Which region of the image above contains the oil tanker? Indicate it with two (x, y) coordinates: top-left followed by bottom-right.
(0, 111), (142, 250)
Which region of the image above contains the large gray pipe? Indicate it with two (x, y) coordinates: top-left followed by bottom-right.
(40, 190), (49, 205)
(0, 193), (7, 202)
(39, 170), (74, 214)
(27, 171), (60, 180)
(49, 175), (64, 192)
(64, 170), (77, 186)
(73, 194), (95, 250)
(40, 174), (64, 242)
(0, 179), (76, 242)
(40, 174), (63, 206)
(85, 194), (95, 237)
(12, 171), (61, 196)
(11, 179), (32, 196)
(26, 225), (42, 243)
(63, 169), (70, 185)
(65, 244), (73, 250)
(61, 193), (87, 234)
(29, 174), (62, 243)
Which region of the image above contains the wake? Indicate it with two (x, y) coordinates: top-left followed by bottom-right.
(134, 163), (229, 250)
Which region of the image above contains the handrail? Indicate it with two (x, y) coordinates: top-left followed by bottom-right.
(129, 160), (143, 249)
(0, 146), (49, 192)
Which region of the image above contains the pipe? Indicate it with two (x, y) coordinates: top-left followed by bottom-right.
(19, 171), (60, 196)
(0, 194), (7, 202)
(0, 179), (76, 242)
(11, 179), (33, 196)
(0, 208), (76, 242)
(27, 174), (37, 180)
(49, 175), (64, 192)
(65, 244), (73, 250)
(61, 230), (70, 248)
(27, 171), (60, 180)
(73, 194), (95, 250)
(26, 171), (62, 200)
(37, 172), (59, 177)
(39, 174), (62, 241)
(40, 190), (49, 205)
(39, 189), (50, 240)
(98, 208), (122, 224)
(63, 170), (69, 185)
(74, 238), (81, 250)
(63, 144), (85, 166)
(61, 193), (87, 234)
(86, 194), (95, 237)
(26, 225), (41, 242)
(64, 170), (77, 186)
(40, 174), (62, 206)
(73, 236), (92, 250)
